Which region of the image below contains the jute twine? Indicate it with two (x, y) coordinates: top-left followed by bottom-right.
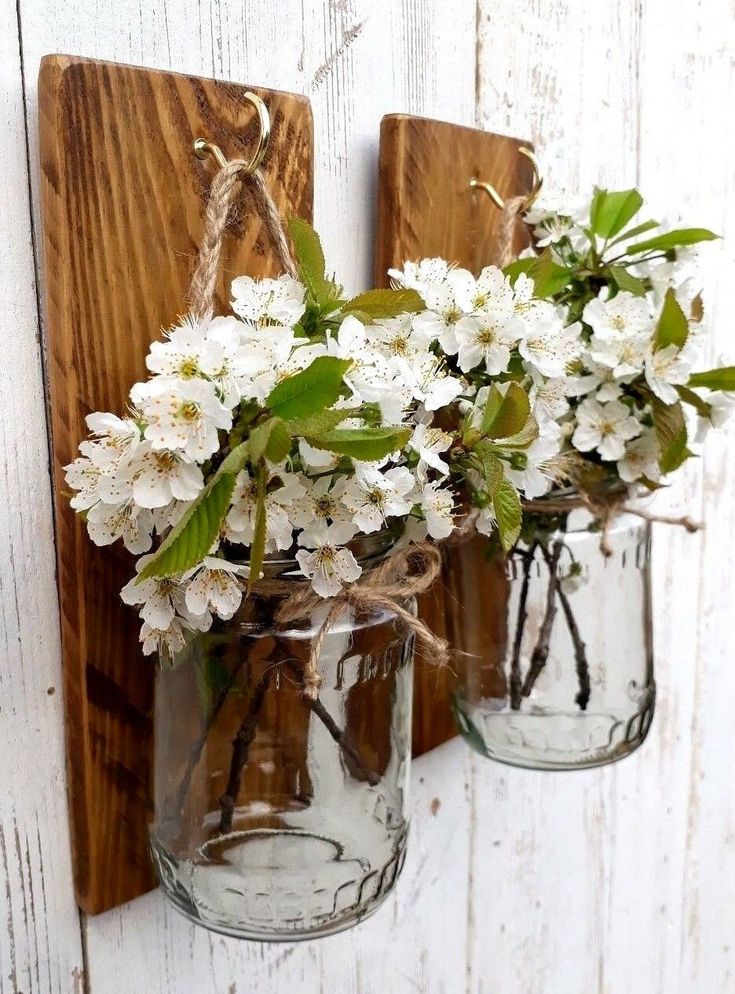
(257, 543), (447, 699)
(189, 161), (297, 319)
(521, 489), (702, 557)
(493, 193), (528, 268)
(189, 160), (449, 699)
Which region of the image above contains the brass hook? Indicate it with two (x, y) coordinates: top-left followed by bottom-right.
(193, 90), (271, 174)
(470, 147), (543, 212)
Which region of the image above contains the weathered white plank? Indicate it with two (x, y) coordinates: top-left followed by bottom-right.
(635, 3), (735, 992)
(475, 3), (729, 994)
(0, 2), (86, 992)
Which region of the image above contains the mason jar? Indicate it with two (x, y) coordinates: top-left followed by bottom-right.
(449, 499), (655, 770)
(149, 540), (415, 940)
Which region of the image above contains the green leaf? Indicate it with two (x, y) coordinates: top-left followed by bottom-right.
(287, 407), (363, 437)
(474, 439), (505, 497)
(676, 385), (713, 419)
(218, 440), (250, 476)
(481, 383), (531, 440)
(266, 356), (350, 420)
(288, 218), (342, 309)
(651, 398), (690, 474)
(306, 425), (412, 461)
(505, 251), (570, 299)
(606, 218), (659, 248)
(341, 288), (425, 320)
(138, 472), (236, 580)
(503, 257), (536, 282)
(625, 227), (719, 255)
(246, 468), (268, 594)
(493, 479), (523, 553)
(248, 417), (292, 464)
(606, 264), (648, 297)
(590, 188), (643, 240)
(497, 414), (540, 451)
(654, 288), (689, 350)
(688, 366), (735, 391)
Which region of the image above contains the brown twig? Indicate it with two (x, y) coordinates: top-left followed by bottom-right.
(166, 654), (248, 825)
(218, 666), (274, 834)
(540, 545), (591, 710)
(521, 539), (562, 699)
(284, 659), (380, 786)
(509, 542), (538, 710)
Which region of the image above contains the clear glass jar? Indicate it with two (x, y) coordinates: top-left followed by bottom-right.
(450, 502), (655, 770)
(149, 544), (415, 940)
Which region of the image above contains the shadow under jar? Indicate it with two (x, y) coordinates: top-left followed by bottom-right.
(449, 498), (655, 771)
(150, 540), (415, 941)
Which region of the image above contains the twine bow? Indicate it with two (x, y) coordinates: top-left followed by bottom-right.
(256, 542), (448, 699)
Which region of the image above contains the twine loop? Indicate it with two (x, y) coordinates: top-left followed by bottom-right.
(189, 160), (297, 319)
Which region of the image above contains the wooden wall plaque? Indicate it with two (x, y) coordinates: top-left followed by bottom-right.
(39, 54), (314, 914)
(375, 114), (535, 756)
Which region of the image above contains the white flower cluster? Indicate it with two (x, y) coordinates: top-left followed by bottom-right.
(66, 274), (465, 653)
(393, 219), (729, 500)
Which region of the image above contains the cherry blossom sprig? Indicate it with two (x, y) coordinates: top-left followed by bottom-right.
(65, 221), (484, 655)
(392, 187), (735, 526)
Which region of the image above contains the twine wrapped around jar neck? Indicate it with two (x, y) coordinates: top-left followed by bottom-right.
(255, 542), (447, 699)
(521, 486), (701, 557)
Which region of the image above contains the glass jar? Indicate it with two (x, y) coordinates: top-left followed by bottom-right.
(149, 544), (415, 940)
(449, 501), (655, 770)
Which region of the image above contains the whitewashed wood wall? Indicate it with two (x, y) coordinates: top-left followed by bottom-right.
(2, 0), (734, 991)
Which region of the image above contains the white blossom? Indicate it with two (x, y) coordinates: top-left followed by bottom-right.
(395, 353), (464, 411)
(571, 398), (642, 462)
(411, 267), (475, 352)
(86, 500), (154, 554)
(231, 274), (306, 327)
(454, 314), (518, 374)
(518, 309), (581, 378)
(132, 377), (232, 460)
(140, 618), (190, 657)
(121, 443), (204, 509)
(184, 557), (250, 620)
(644, 344), (692, 404)
(289, 475), (356, 532)
(295, 522), (363, 597)
(583, 290), (652, 342)
(409, 420), (452, 476)
(226, 469), (305, 552)
(420, 481), (455, 539)
(617, 430), (661, 483)
(505, 424), (562, 499)
(341, 466), (416, 533)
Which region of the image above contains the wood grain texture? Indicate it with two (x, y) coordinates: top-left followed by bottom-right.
(375, 114), (533, 281)
(0, 3), (85, 993)
(38, 54), (313, 914)
(375, 113), (535, 756)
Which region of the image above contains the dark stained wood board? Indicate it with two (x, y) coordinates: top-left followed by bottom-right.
(38, 54), (314, 914)
(374, 113), (535, 755)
